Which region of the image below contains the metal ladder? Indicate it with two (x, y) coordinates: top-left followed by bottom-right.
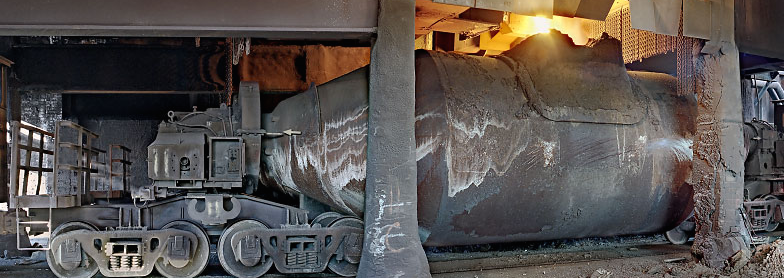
(10, 121), (55, 251)
(10, 120), (101, 251)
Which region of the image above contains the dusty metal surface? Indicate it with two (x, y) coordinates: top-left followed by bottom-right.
(681, 1), (750, 267)
(360, 0), (431, 276)
(262, 68), (369, 216)
(0, 0), (377, 39)
(262, 31), (696, 247)
(736, 0), (784, 60)
(415, 32), (695, 246)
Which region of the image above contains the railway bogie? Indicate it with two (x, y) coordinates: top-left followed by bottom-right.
(11, 33), (753, 278)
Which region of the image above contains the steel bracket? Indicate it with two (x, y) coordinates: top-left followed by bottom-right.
(186, 194), (241, 225)
(230, 225), (362, 274)
(50, 228), (197, 277)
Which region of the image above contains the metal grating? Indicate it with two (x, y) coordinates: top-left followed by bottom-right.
(584, 7), (678, 64)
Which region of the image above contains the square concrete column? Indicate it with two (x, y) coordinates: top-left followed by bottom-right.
(358, 0), (431, 277)
(685, 0), (750, 269)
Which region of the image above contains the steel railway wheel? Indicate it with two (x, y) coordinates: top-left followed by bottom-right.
(327, 217), (363, 277)
(154, 221), (209, 278)
(665, 226), (688, 245)
(311, 212), (342, 227)
(761, 195), (781, 232)
(218, 220), (273, 278)
(47, 222), (100, 278)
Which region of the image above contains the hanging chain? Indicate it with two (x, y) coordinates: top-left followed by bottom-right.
(225, 38), (233, 104)
(224, 38), (251, 105)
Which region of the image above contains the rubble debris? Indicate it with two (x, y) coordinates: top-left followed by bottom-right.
(728, 249), (749, 272)
(590, 268), (611, 278)
(647, 264), (669, 275)
(16, 251), (45, 265)
(663, 257), (687, 263)
(737, 239), (784, 278)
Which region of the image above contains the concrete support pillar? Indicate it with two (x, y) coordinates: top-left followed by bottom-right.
(687, 0), (750, 270)
(358, 0), (431, 277)
(0, 62), (8, 203)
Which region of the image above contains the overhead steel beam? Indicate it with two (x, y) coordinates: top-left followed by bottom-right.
(0, 0), (377, 40)
(736, 0), (784, 60)
(434, 0), (553, 17)
(432, 0), (613, 20)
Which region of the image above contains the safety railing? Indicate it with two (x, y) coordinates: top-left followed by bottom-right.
(91, 144), (131, 200)
(10, 121), (56, 251)
(9, 121), (55, 208)
(10, 120), (108, 251)
(52, 120), (101, 208)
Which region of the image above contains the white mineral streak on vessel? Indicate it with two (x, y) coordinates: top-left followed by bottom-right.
(646, 138), (693, 162)
(323, 106), (368, 192)
(269, 139), (298, 191)
(541, 140), (557, 167)
(272, 106), (369, 213)
(425, 107), (533, 197)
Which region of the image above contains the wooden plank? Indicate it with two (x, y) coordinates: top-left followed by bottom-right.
(21, 131), (32, 195)
(9, 122), (20, 201)
(15, 195), (76, 208)
(17, 166), (53, 173)
(18, 144), (53, 155)
(35, 135), (44, 194)
(18, 124), (53, 137)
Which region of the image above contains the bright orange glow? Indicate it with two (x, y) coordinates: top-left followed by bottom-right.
(531, 17), (552, 34)
(552, 16), (589, 45)
(508, 14), (552, 36)
(505, 14), (590, 46)
(480, 14), (593, 52)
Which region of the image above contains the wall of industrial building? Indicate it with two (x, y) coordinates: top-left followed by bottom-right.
(18, 89), (61, 132)
(13, 90), (222, 194)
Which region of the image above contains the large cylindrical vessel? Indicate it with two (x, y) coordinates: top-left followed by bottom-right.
(262, 32), (696, 246)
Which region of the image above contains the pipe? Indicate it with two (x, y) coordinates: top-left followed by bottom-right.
(768, 82), (784, 100)
(753, 80), (780, 101)
(753, 80), (784, 120)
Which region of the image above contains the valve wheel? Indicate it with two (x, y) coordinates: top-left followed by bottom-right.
(218, 220), (273, 278)
(327, 217), (363, 277)
(47, 222), (100, 278)
(154, 221), (209, 278)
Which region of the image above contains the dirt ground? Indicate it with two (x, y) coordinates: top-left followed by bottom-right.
(3, 235), (784, 277)
(430, 238), (784, 278)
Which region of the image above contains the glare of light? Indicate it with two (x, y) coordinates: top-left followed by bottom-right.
(552, 16), (589, 45)
(507, 14), (553, 36)
(531, 16), (552, 34)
